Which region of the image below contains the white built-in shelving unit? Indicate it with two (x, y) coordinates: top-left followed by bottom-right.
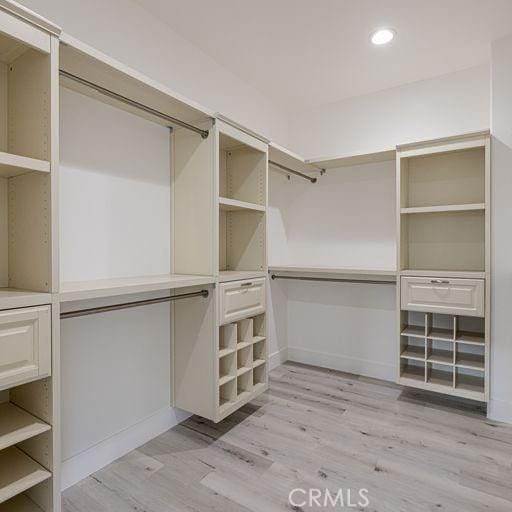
(0, 4), (60, 511)
(397, 132), (490, 402)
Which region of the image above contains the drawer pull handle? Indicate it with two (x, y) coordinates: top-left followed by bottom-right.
(430, 279), (450, 284)
(240, 282), (252, 287)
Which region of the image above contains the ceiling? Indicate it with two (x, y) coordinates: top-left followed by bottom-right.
(135, 0), (512, 111)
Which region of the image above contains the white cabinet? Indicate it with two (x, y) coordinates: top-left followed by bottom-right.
(0, 305), (51, 391)
(219, 278), (266, 325)
(401, 276), (485, 317)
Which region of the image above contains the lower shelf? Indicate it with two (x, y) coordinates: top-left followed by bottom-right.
(0, 494), (44, 511)
(0, 447), (51, 504)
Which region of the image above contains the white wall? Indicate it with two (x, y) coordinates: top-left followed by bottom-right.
(19, 0), (289, 145)
(489, 33), (512, 423)
(269, 159), (397, 380)
(288, 65), (490, 158)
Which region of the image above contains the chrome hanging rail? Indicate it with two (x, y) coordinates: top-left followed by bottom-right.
(60, 289), (209, 319)
(268, 160), (318, 183)
(270, 275), (395, 285)
(59, 69), (210, 139)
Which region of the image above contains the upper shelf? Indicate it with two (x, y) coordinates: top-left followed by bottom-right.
(59, 274), (216, 302)
(268, 265), (397, 282)
(60, 34), (213, 130)
(0, 151), (50, 178)
(219, 197), (265, 213)
(268, 142), (322, 175)
(0, 289), (52, 310)
(218, 271), (267, 283)
(307, 148), (396, 169)
(399, 269), (486, 279)
(401, 203), (485, 214)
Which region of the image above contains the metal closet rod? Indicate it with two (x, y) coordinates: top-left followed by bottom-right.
(59, 69), (210, 139)
(269, 160), (318, 184)
(60, 289), (209, 319)
(271, 274), (395, 285)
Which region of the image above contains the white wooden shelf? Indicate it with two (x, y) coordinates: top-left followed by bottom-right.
(307, 147), (395, 169)
(399, 269), (486, 279)
(0, 447), (51, 503)
(218, 271), (267, 283)
(0, 494), (44, 512)
(218, 348), (235, 358)
(219, 197), (265, 213)
(400, 347), (425, 361)
(456, 353), (485, 371)
(427, 328), (455, 342)
(427, 350), (453, 366)
(218, 375), (235, 386)
(59, 274), (215, 302)
(0, 152), (50, 178)
(0, 289), (52, 310)
(236, 367), (251, 377)
(401, 326), (424, 338)
(456, 331), (485, 346)
(400, 203), (485, 214)
(253, 359), (266, 368)
(0, 403), (51, 451)
(252, 336), (266, 344)
(428, 368), (453, 387)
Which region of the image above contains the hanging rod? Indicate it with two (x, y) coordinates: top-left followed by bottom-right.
(269, 160), (318, 183)
(59, 69), (210, 139)
(60, 289), (209, 319)
(270, 274), (395, 285)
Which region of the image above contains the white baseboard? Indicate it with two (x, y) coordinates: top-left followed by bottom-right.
(269, 347), (288, 370)
(488, 398), (512, 424)
(287, 347), (395, 382)
(61, 407), (190, 490)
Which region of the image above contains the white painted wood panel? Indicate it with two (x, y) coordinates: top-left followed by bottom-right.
(59, 87), (171, 282)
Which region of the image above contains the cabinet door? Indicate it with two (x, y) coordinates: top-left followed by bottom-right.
(0, 306), (51, 391)
(401, 277), (484, 317)
(219, 278), (266, 325)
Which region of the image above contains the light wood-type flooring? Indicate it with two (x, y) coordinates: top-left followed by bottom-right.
(62, 362), (512, 511)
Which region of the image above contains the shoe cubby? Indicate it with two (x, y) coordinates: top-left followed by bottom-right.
(219, 323), (237, 357)
(400, 359), (425, 383)
(237, 345), (252, 376)
(253, 363), (266, 389)
(427, 362), (453, 388)
(219, 378), (236, 411)
(237, 371), (253, 399)
(219, 352), (236, 385)
(236, 318), (254, 348)
(253, 338), (266, 367)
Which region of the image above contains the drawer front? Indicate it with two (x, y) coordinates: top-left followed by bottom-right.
(219, 278), (266, 325)
(401, 277), (485, 317)
(0, 306), (51, 390)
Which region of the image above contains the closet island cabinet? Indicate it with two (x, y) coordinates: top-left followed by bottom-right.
(0, 3), (60, 512)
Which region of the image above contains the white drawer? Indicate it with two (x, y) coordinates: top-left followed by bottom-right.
(0, 306), (51, 391)
(401, 277), (484, 317)
(219, 278), (266, 325)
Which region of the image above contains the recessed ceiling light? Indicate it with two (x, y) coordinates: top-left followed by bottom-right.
(370, 28), (395, 46)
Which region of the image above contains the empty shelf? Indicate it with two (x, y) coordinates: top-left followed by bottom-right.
(0, 447), (51, 503)
(237, 367), (252, 377)
(400, 346), (425, 361)
(59, 274), (215, 302)
(253, 359), (266, 368)
(0, 494), (44, 512)
(219, 197), (265, 213)
(0, 403), (51, 451)
(252, 336), (266, 344)
(0, 152), (50, 178)
(236, 341), (252, 350)
(400, 365), (425, 382)
(401, 203), (485, 214)
(456, 374), (485, 394)
(428, 369), (453, 388)
(218, 271), (267, 283)
(428, 328), (455, 341)
(457, 331), (485, 346)
(456, 353), (485, 370)
(218, 348), (235, 358)
(218, 375), (235, 386)
(401, 326), (425, 338)
(0, 289), (52, 310)
(427, 350), (454, 366)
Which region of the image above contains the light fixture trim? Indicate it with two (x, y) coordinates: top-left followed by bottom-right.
(370, 28), (396, 46)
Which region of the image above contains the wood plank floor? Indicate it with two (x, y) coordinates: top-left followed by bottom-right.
(62, 362), (512, 512)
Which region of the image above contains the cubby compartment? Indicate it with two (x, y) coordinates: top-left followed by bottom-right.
(456, 316), (485, 345)
(400, 310), (425, 338)
(236, 318), (254, 348)
(218, 378), (236, 410)
(219, 209), (266, 273)
(0, 173), (52, 302)
(253, 338), (266, 368)
(400, 359), (425, 382)
(399, 147), (485, 209)
(427, 313), (455, 341)
(219, 323), (237, 356)
(237, 371), (253, 399)
(427, 339), (453, 366)
(0, 34), (51, 168)
(455, 367), (485, 395)
(253, 363), (266, 390)
(237, 345), (252, 376)
(401, 210), (485, 272)
(219, 132), (266, 207)
(427, 362), (453, 388)
(218, 352), (236, 385)
(253, 313), (266, 341)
